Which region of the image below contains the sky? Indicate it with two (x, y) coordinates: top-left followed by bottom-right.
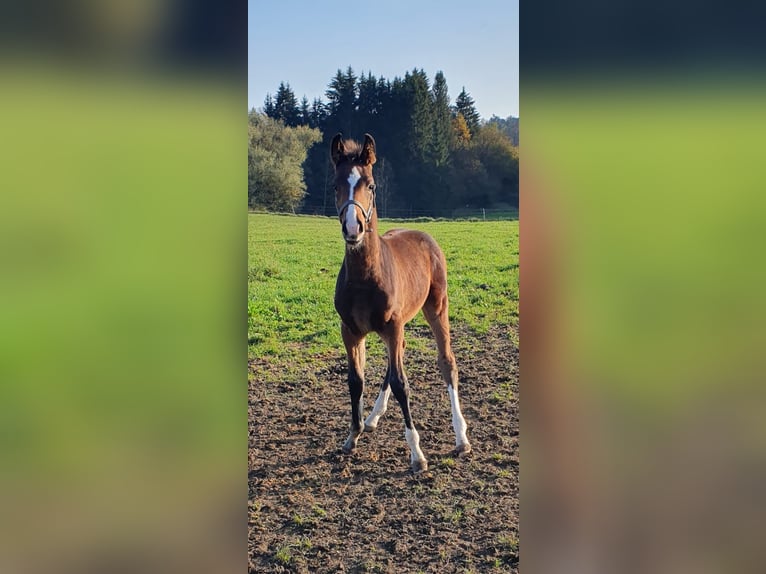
(248, 0), (519, 119)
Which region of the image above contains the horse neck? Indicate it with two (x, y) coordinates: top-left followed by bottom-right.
(344, 216), (382, 280)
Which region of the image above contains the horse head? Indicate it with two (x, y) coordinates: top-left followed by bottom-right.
(330, 133), (377, 246)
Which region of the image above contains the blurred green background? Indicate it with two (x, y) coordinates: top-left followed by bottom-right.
(0, 2), (245, 572)
(523, 77), (766, 573)
(525, 81), (766, 406)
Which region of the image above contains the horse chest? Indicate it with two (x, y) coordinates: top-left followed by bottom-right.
(336, 282), (391, 335)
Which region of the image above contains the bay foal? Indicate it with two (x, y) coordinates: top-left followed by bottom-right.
(331, 133), (470, 473)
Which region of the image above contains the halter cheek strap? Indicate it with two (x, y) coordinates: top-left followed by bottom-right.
(338, 190), (376, 228)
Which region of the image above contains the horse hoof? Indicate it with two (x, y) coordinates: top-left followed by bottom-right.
(455, 443), (472, 456)
(411, 459), (428, 474)
(341, 442), (356, 455)
(364, 423), (377, 432)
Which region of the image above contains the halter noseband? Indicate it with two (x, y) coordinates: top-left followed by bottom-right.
(337, 186), (376, 228)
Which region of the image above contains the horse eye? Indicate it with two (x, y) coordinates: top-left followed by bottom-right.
(369, 183), (376, 191)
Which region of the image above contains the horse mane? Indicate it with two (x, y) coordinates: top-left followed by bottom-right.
(338, 139), (363, 163)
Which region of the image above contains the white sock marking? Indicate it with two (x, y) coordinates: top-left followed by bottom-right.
(365, 386), (391, 428)
(345, 167), (361, 236)
(405, 426), (426, 464)
(448, 384), (469, 448)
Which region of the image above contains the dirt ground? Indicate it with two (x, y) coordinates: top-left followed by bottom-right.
(249, 325), (519, 573)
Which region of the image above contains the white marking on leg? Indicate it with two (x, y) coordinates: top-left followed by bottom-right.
(364, 386), (391, 430)
(405, 426), (427, 465)
(345, 167), (361, 236)
(448, 384), (469, 449)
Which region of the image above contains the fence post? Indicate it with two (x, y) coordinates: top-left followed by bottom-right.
(482, 208), (486, 221)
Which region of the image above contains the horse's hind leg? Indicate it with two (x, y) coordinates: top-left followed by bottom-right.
(364, 368), (391, 431)
(423, 294), (471, 454)
(341, 322), (366, 454)
(382, 324), (428, 473)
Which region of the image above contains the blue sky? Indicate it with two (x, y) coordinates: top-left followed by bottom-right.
(248, 0), (519, 119)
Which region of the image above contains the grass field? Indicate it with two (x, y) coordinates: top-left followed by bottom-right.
(248, 213), (519, 573)
(248, 213), (519, 363)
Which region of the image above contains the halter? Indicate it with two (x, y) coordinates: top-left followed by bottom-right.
(337, 185), (376, 229)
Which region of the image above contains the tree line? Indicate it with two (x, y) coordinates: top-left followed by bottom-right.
(249, 67), (518, 217)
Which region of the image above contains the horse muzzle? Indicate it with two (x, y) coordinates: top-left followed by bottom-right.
(343, 226), (364, 245)
(341, 208), (365, 245)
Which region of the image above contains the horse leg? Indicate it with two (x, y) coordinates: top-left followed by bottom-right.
(423, 294), (471, 454)
(364, 367), (391, 432)
(382, 324), (428, 473)
(341, 322), (366, 454)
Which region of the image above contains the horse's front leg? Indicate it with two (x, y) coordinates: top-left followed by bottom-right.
(364, 366), (391, 432)
(341, 322), (366, 454)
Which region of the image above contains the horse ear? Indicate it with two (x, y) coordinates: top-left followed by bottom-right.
(361, 133), (377, 166)
(330, 133), (344, 166)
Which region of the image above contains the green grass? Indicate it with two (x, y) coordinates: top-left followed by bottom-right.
(248, 213), (518, 362)
(311, 505), (327, 518)
(440, 457), (456, 468)
(274, 545), (292, 565)
(489, 381), (515, 404)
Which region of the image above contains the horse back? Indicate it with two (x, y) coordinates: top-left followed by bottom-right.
(381, 228), (447, 279)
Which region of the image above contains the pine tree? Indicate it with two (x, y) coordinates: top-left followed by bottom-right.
(356, 72), (376, 114)
(309, 98), (326, 129)
(400, 69), (435, 212)
(325, 67), (358, 134)
(259, 67), (516, 217)
(299, 96), (310, 126)
(263, 93), (276, 118)
(404, 68), (432, 164)
(274, 82), (300, 127)
(454, 87), (481, 136)
(357, 71), (380, 132)
(430, 71), (452, 167)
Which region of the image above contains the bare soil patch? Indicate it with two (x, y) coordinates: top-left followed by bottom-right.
(249, 325), (518, 573)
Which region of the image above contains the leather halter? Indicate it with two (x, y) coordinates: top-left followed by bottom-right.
(337, 186), (376, 228)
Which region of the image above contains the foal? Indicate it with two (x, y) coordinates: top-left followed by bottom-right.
(331, 133), (470, 473)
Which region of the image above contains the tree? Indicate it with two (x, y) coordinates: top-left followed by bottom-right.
(473, 123), (519, 207)
(404, 68), (433, 164)
(356, 71), (382, 136)
(430, 71), (452, 167)
(299, 96), (311, 126)
(487, 115), (519, 146)
(248, 111), (321, 212)
(309, 98), (327, 129)
(258, 66), (519, 216)
(325, 67), (358, 134)
(452, 113), (472, 146)
(273, 82), (300, 127)
(454, 87), (481, 137)
(263, 93), (276, 118)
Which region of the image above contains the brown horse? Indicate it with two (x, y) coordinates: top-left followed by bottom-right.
(331, 133), (471, 473)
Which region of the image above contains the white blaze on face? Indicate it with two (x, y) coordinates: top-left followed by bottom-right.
(345, 167), (362, 237)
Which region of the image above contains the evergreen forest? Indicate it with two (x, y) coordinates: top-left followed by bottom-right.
(249, 67), (518, 218)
